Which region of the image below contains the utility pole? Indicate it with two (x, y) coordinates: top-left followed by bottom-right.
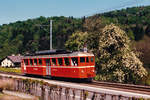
(50, 20), (52, 50)
(36, 19), (53, 50)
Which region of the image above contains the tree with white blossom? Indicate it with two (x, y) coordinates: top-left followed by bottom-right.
(97, 24), (147, 83)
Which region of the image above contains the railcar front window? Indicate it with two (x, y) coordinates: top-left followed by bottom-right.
(58, 58), (63, 66)
(34, 59), (38, 65)
(38, 59), (42, 65)
(45, 59), (51, 66)
(52, 58), (56, 66)
(91, 57), (94, 62)
(64, 58), (70, 66)
(71, 57), (78, 66)
(30, 59), (33, 65)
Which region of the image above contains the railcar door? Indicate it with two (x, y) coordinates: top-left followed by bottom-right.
(23, 59), (28, 73)
(45, 59), (51, 76)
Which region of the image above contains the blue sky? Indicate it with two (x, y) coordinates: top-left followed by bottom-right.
(0, 0), (150, 25)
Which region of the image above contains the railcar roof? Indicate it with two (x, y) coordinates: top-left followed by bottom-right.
(23, 52), (94, 59)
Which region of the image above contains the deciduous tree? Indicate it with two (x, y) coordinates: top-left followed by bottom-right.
(97, 24), (147, 83)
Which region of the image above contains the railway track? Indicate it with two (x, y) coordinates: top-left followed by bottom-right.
(0, 71), (150, 95)
(93, 81), (150, 92)
(82, 80), (150, 95)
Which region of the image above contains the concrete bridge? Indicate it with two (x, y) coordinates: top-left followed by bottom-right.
(0, 73), (149, 100)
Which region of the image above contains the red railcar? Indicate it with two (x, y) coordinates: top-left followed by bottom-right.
(21, 50), (95, 81)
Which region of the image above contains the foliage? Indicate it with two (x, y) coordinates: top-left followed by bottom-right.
(65, 32), (88, 51)
(0, 16), (82, 59)
(97, 24), (147, 83)
(99, 6), (150, 41)
(82, 16), (108, 32)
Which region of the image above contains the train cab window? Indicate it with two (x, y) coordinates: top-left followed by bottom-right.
(30, 59), (33, 65)
(38, 59), (42, 65)
(91, 57), (94, 62)
(86, 57), (89, 63)
(52, 58), (56, 66)
(71, 57), (78, 66)
(45, 59), (51, 66)
(58, 58), (63, 66)
(80, 57), (85, 63)
(24, 59), (28, 65)
(64, 58), (70, 66)
(34, 59), (38, 65)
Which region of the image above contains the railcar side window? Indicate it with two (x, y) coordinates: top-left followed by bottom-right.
(71, 57), (78, 66)
(34, 59), (38, 65)
(80, 57), (85, 63)
(91, 57), (94, 62)
(52, 58), (56, 66)
(24, 59), (28, 65)
(30, 59), (33, 65)
(38, 59), (42, 65)
(45, 59), (51, 66)
(86, 57), (89, 63)
(64, 58), (70, 66)
(58, 58), (63, 66)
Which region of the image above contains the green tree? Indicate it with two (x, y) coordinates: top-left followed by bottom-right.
(97, 24), (147, 83)
(65, 32), (88, 51)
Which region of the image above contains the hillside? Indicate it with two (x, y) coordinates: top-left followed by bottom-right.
(103, 6), (150, 68)
(0, 16), (83, 59)
(100, 6), (150, 41)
